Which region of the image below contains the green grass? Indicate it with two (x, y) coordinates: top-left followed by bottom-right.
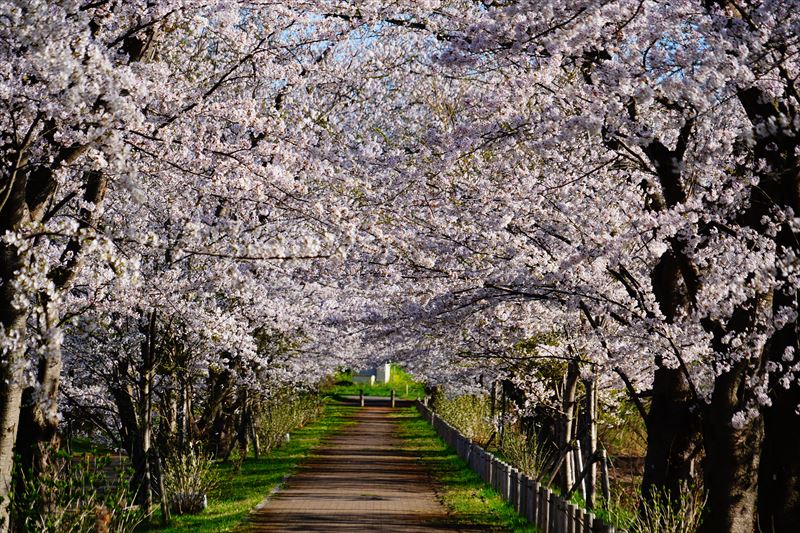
(138, 400), (353, 533)
(324, 364), (426, 399)
(392, 407), (535, 532)
(65, 436), (114, 455)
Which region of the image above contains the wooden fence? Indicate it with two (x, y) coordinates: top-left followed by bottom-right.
(415, 401), (621, 533)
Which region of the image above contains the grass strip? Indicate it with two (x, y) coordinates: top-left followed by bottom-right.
(138, 400), (353, 533)
(392, 407), (535, 533)
(324, 365), (426, 399)
(325, 383), (426, 399)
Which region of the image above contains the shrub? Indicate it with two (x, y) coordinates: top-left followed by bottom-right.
(630, 481), (706, 533)
(257, 393), (323, 453)
(163, 446), (219, 516)
(435, 393), (494, 446)
(498, 427), (553, 478)
(12, 450), (142, 533)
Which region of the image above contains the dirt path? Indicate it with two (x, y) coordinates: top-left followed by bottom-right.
(244, 404), (461, 532)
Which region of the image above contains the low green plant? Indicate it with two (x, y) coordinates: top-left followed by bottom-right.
(630, 481), (706, 533)
(498, 427), (553, 479)
(139, 401), (352, 532)
(257, 393), (324, 453)
(12, 450), (143, 532)
(163, 446), (220, 516)
(434, 393), (495, 446)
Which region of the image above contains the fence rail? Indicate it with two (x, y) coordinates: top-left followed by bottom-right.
(415, 401), (620, 533)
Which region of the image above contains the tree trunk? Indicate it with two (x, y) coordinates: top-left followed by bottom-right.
(236, 392), (250, 467)
(250, 417), (260, 460)
(134, 311), (157, 514)
(14, 308), (63, 506)
(641, 364), (701, 500)
(14, 170), (108, 496)
(499, 381), (507, 448)
(581, 378), (597, 508)
(490, 380), (496, 420)
(634, 119), (703, 509)
(757, 311), (800, 530)
(560, 360), (579, 492)
(701, 363), (763, 533)
(0, 149), (37, 528)
(758, 383), (800, 532)
(0, 280), (24, 528)
(177, 379), (188, 451)
(0, 363), (25, 529)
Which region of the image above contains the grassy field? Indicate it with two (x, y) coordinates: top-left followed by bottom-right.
(137, 400), (353, 532)
(324, 364), (426, 399)
(392, 407), (534, 532)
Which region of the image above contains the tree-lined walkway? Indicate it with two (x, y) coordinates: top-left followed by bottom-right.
(245, 403), (471, 532)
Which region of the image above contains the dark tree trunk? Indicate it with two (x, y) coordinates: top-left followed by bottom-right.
(758, 383), (800, 532)
(641, 364), (701, 500)
(642, 247), (702, 502)
(0, 144), (69, 526)
(14, 171), (108, 500)
(581, 378), (597, 508)
(136, 311), (157, 514)
(559, 361), (579, 492)
(701, 362), (763, 533)
(236, 392), (250, 465)
(635, 119), (703, 509)
(250, 417), (260, 460)
(14, 305), (64, 510)
(758, 319), (800, 531)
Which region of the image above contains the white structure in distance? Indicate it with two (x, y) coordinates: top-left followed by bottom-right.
(352, 363), (391, 385)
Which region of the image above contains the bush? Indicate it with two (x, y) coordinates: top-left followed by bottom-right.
(12, 450), (142, 533)
(629, 481), (706, 533)
(434, 393), (494, 446)
(163, 446), (219, 516)
(498, 427), (553, 478)
(256, 393), (323, 453)
(434, 391), (553, 479)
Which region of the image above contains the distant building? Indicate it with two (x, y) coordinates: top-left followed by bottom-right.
(376, 363), (391, 384)
(352, 370), (375, 385)
(352, 363), (391, 385)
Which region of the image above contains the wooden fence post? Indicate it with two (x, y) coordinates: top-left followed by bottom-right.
(509, 468), (518, 510)
(530, 479), (540, 524)
(557, 499), (568, 533)
(583, 512), (594, 533)
(582, 378), (598, 508)
(503, 463), (511, 501)
(566, 503), (576, 533)
(599, 448), (610, 505)
(413, 400), (617, 533)
(540, 487), (550, 533)
(574, 446), (586, 502)
(574, 507), (585, 533)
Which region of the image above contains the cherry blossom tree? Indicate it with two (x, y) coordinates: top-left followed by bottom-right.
(306, 2), (798, 530)
(2, 1), (798, 531)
